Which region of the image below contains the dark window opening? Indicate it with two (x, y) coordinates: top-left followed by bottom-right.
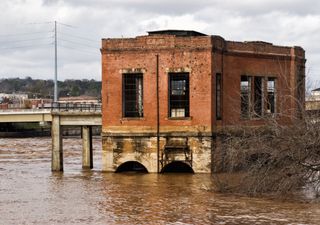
(241, 76), (276, 119)
(216, 73), (222, 120)
(241, 76), (251, 118)
(161, 161), (194, 173)
(267, 78), (276, 114)
(253, 77), (263, 117)
(115, 161), (148, 173)
(169, 73), (189, 118)
(123, 74), (143, 117)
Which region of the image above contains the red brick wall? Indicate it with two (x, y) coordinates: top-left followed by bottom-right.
(102, 35), (214, 133)
(101, 34), (305, 133)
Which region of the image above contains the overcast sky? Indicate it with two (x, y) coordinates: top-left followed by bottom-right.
(0, 0), (319, 85)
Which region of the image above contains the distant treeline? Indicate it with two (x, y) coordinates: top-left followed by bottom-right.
(0, 77), (101, 99)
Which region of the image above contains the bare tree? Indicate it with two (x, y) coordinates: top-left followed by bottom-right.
(212, 59), (320, 197)
(213, 112), (320, 197)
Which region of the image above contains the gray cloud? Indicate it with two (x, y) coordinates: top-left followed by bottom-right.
(0, 0), (319, 83)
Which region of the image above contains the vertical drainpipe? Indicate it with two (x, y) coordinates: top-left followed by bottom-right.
(221, 40), (225, 126)
(156, 54), (160, 173)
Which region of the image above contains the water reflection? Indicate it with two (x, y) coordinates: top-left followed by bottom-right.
(0, 137), (319, 224)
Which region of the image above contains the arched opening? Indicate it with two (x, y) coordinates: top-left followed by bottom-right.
(115, 161), (148, 173)
(161, 161), (194, 173)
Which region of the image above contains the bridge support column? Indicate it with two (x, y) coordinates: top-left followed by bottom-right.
(82, 126), (93, 169)
(52, 115), (63, 171)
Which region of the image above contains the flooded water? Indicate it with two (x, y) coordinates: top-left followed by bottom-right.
(0, 137), (320, 225)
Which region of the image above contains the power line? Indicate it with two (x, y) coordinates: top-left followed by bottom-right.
(1, 21), (53, 26)
(58, 44), (98, 55)
(58, 38), (99, 49)
(0, 36), (53, 44)
(0, 31), (53, 38)
(25, 21), (53, 25)
(56, 21), (99, 41)
(58, 31), (98, 43)
(0, 43), (53, 52)
(57, 21), (77, 28)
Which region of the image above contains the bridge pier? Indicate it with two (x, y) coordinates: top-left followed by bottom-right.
(82, 126), (93, 169)
(51, 115), (63, 171)
(0, 103), (101, 172)
(51, 114), (95, 171)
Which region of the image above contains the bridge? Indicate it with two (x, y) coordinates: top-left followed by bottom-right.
(0, 108), (52, 123)
(0, 103), (102, 171)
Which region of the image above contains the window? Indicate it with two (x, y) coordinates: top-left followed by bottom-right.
(253, 77), (263, 117)
(216, 73), (222, 120)
(169, 73), (189, 118)
(241, 75), (276, 118)
(241, 76), (251, 118)
(123, 73), (143, 117)
(266, 78), (275, 114)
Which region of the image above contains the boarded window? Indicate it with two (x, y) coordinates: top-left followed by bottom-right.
(216, 73), (222, 120)
(266, 78), (276, 114)
(241, 76), (251, 118)
(169, 73), (189, 118)
(123, 73), (143, 117)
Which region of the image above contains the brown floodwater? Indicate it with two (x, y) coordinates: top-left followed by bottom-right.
(0, 137), (320, 225)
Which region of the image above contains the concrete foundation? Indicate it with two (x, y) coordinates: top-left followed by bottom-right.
(102, 134), (212, 173)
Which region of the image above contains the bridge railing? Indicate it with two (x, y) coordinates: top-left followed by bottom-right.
(51, 102), (102, 113)
(0, 108), (51, 114)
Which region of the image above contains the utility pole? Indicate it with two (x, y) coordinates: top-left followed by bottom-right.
(54, 21), (58, 102)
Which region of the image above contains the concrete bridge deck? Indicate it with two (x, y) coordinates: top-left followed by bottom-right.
(0, 103), (102, 172)
(0, 109), (52, 123)
(0, 103), (102, 125)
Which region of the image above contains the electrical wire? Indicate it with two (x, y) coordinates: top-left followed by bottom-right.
(57, 21), (99, 41)
(58, 38), (98, 49)
(0, 37), (53, 44)
(0, 21), (100, 57)
(57, 21), (77, 28)
(0, 31), (53, 38)
(58, 32), (97, 43)
(58, 44), (98, 55)
(0, 43), (53, 52)
(24, 21), (53, 25)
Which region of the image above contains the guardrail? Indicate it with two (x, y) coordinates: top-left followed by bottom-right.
(0, 108), (51, 114)
(0, 103), (102, 114)
(51, 102), (102, 112)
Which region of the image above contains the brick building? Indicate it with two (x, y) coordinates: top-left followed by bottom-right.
(101, 30), (305, 173)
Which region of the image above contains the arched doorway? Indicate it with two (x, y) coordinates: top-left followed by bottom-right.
(161, 161), (194, 173)
(115, 161), (148, 173)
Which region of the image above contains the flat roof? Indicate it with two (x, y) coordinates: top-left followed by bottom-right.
(147, 30), (207, 37)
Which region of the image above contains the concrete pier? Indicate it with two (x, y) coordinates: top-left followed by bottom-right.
(51, 115), (63, 171)
(0, 103), (101, 172)
(82, 126), (93, 169)
(50, 111), (100, 171)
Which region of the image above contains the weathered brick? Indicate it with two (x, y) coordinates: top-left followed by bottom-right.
(101, 30), (305, 173)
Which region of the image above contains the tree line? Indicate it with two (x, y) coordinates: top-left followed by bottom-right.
(0, 77), (101, 99)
